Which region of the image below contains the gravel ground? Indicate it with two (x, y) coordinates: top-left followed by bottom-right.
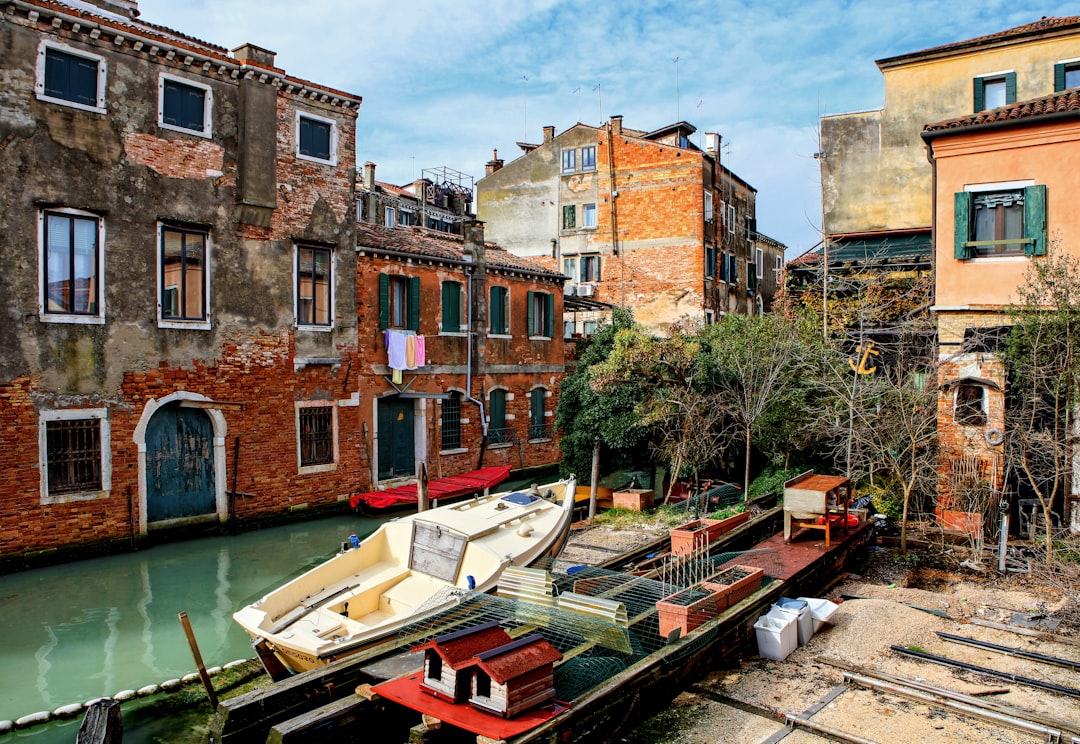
(560, 523), (1080, 744)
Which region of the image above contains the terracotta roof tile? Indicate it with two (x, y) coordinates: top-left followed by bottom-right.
(924, 89), (1080, 133)
(356, 222), (565, 280)
(880, 16), (1080, 66)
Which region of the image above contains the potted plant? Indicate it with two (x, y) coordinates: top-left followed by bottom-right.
(656, 586), (723, 639)
(703, 564), (764, 609)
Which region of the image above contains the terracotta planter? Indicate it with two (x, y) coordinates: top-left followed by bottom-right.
(656, 586), (723, 639)
(703, 564), (764, 609)
(669, 518), (723, 555)
(713, 510), (750, 534)
(613, 488), (654, 512)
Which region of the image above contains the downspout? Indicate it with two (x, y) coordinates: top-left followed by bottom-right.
(464, 256), (488, 467)
(921, 132), (938, 309)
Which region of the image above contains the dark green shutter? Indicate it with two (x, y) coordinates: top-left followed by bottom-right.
(527, 291), (535, 336)
(1055, 62), (1067, 92)
(954, 192), (974, 259)
(531, 389), (544, 431)
(441, 281), (460, 332)
(378, 273), (390, 329)
(973, 77), (985, 112)
(1004, 71), (1017, 105)
(1024, 184), (1047, 256)
(489, 286), (502, 333)
(748, 263), (758, 291)
(544, 292), (554, 338)
(407, 276), (420, 331)
(489, 390), (505, 430)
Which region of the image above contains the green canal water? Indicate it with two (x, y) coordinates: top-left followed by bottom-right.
(0, 512), (387, 743)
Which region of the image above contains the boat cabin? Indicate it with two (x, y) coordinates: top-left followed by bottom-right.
(414, 621), (512, 703)
(469, 634), (563, 718)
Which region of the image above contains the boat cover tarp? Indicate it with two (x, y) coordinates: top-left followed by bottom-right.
(349, 465), (512, 511)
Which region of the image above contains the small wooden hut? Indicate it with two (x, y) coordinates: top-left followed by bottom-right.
(469, 634), (563, 718)
(413, 621), (512, 703)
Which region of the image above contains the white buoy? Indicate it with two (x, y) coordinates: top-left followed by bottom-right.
(114, 690), (137, 702)
(15, 712), (51, 728)
(53, 703), (83, 719)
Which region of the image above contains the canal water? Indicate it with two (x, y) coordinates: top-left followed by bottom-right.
(0, 511), (386, 743)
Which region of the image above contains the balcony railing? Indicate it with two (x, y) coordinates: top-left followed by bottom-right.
(528, 423), (553, 441)
(487, 426), (514, 445)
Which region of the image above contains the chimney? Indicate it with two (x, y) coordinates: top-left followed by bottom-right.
(363, 162), (376, 190)
(231, 43), (277, 68)
(610, 115), (623, 135)
(543, 126), (555, 143)
(485, 149), (504, 176)
(705, 133), (720, 154)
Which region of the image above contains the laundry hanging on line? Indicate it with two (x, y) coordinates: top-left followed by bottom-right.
(385, 329), (425, 372)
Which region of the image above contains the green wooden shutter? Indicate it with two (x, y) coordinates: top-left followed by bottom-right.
(954, 192), (974, 259)
(973, 77), (984, 113)
(441, 281), (460, 332)
(1004, 71), (1017, 105)
(1055, 62), (1067, 92)
(544, 292), (554, 338)
(407, 276), (420, 331)
(378, 272), (390, 330)
(489, 390), (505, 430)
(527, 291), (535, 336)
(530, 389), (544, 431)
(1024, 184), (1047, 256)
(489, 286), (502, 333)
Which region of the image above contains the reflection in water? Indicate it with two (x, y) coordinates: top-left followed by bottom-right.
(0, 512), (383, 742)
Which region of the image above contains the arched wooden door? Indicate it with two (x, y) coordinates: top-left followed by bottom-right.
(145, 402), (216, 523)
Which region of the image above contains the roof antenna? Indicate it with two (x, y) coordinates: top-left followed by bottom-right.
(521, 75), (529, 142)
(674, 56), (681, 121)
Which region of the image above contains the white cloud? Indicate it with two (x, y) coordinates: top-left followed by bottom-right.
(137, 0), (1080, 251)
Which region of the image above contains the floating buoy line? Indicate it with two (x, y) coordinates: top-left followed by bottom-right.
(0, 658), (254, 735)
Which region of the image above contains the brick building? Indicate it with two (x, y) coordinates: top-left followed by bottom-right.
(923, 89), (1080, 534)
(355, 221), (565, 485)
(476, 117), (786, 335)
(0, 0), (363, 564)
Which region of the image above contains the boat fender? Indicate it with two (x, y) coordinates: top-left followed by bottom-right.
(517, 524), (535, 537)
(467, 575), (476, 590)
(348, 534), (360, 549)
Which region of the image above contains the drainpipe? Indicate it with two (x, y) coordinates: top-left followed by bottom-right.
(462, 233), (488, 468)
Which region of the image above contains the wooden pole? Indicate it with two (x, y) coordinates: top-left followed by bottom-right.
(589, 441), (600, 519)
(417, 460), (429, 513)
(178, 611), (219, 709)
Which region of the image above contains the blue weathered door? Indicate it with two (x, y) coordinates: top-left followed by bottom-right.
(378, 397), (414, 480)
(146, 403), (215, 522)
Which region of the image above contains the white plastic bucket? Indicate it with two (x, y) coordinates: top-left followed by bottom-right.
(753, 611), (797, 660)
(773, 598), (813, 646)
(798, 597), (839, 632)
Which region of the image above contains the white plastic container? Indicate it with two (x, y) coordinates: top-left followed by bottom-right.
(754, 610), (797, 660)
(774, 597), (813, 646)
(798, 596), (839, 632)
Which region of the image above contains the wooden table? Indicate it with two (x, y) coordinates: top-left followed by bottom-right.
(783, 472), (852, 548)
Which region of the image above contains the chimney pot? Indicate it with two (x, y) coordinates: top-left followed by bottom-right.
(543, 126), (555, 143)
(231, 43), (277, 68)
(610, 115), (623, 135)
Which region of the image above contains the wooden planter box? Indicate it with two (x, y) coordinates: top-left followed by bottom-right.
(613, 488), (653, 512)
(656, 586), (723, 640)
(703, 564), (764, 610)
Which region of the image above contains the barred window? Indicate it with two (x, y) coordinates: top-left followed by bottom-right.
(46, 418), (102, 494)
(299, 406), (334, 466)
(441, 392), (462, 450)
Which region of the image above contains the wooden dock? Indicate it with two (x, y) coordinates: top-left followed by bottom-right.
(208, 511), (872, 744)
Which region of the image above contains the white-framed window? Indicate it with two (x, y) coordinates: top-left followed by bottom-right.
(728, 204), (736, 234)
(398, 209), (416, 227)
(561, 148), (576, 173)
(704, 191), (714, 222)
(775, 255), (783, 273)
(158, 72), (212, 137)
(582, 203), (597, 229)
(35, 40), (106, 114)
(562, 256), (578, 283)
(755, 248), (763, 278)
(39, 408), (111, 505)
(384, 206), (396, 227)
(704, 309), (716, 325)
(581, 146), (596, 171)
(1055, 58), (1080, 91)
(158, 223), (211, 329)
(39, 208), (105, 324)
(296, 401), (338, 473)
(296, 110), (338, 165)
(956, 180), (1044, 259)
(296, 244), (334, 329)
(973, 70), (1015, 112)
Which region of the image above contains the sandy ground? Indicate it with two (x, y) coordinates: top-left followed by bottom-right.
(563, 523), (1080, 744)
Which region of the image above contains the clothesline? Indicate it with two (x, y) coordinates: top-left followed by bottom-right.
(385, 329), (427, 383)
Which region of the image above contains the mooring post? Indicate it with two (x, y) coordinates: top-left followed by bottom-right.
(589, 441), (600, 519)
(178, 611), (219, 708)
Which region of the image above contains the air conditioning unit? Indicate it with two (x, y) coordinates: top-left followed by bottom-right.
(578, 283), (596, 297)
(564, 284), (578, 297)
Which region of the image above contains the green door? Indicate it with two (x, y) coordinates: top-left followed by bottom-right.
(146, 402), (215, 522)
(378, 397), (415, 480)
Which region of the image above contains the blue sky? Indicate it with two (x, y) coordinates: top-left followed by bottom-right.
(138, 0), (1080, 254)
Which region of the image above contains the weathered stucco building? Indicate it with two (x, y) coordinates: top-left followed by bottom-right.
(820, 16), (1080, 268)
(924, 88), (1080, 533)
(0, 0), (366, 564)
(477, 117), (785, 335)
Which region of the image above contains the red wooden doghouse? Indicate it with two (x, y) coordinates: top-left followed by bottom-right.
(469, 634), (563, 718)
(413, 621), (512, 703)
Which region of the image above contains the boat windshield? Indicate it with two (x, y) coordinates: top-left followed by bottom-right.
(501, 492), (541, 506)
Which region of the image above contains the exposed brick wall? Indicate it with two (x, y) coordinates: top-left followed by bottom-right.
(123, 132), (227, 180)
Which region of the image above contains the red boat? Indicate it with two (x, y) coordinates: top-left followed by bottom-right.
(349, 465), (512, 514)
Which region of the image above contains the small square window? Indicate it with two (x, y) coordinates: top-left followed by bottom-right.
(581, 146), (596, 171)
(561, 148), (576, 173)
(159, 74), (211, 136)
(39, 408), (110, 504)
(298, 404), (335, 468)
(582, 204), (597, 228)
(974, 72), (1015, 112)
(562, 205), (576, 230)
(971, 190), (1025, 257)
(297, 113), (336, 164)
(1062, 62), (1080, 90)
(37, 42), (106, 113)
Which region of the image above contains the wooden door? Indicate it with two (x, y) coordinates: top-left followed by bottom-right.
(378, 397), (414, 480)
(146, 403), (215, 522)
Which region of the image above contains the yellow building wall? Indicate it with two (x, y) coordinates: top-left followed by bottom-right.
(822, 30), (1080, 238)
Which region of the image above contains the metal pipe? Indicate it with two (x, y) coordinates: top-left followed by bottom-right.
(890, 645), (1080, 697)
(935, 631), (1080, 670)
(783, 714), (880, 744)
(464, 263), (487, 437)
(843, 671), (1080, 743)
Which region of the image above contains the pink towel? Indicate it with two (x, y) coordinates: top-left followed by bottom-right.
(415, 335), (426, 367)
